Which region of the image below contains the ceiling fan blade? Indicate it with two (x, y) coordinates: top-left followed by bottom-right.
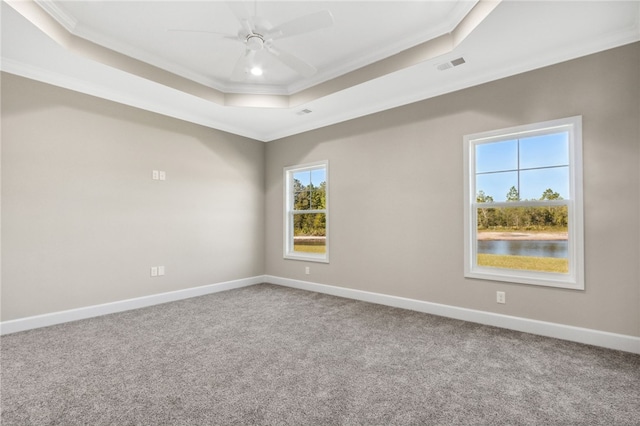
(265, 44), (316, 78)
(268, 10), (334, 41)
(226, 2), (254, 35)
(230, 49), (256, 81)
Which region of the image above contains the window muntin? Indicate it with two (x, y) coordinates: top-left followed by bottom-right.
(284, 161), (328, 262)
(464, 117), (583, 289)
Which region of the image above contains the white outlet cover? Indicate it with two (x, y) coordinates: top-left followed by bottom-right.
(158, 266), (165, 276)
(151, 266), (158, 277)
(159, 171), (166, 181)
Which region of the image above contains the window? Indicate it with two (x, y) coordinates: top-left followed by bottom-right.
(284, 161), (328, 262)
(464, 116), (584, 289)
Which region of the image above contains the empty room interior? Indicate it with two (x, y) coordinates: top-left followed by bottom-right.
(1, 0), (639, 424)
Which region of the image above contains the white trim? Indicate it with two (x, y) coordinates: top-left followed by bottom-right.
(0, 60), (267, 142)
(463, 116), (584, 290)
(0, 276), (263, 335)
(34, 0), (77, 33)
(263, 38), (640, 142)
(283, 161), (329, 263)
(3, 275), (638, 354)
(264, 275), (640, 355)
(3, 25), (637, 143)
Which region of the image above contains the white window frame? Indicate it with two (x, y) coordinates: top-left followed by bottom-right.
(284, 160), (329, 263)
(463, 116), (584, 289)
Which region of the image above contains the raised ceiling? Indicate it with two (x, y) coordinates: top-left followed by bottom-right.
(43, 1), (477, 95)
(2, 0), (639, 141)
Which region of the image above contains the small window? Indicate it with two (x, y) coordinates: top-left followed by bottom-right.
(464, 117), (584, 289)
(284, 161), (328, 262)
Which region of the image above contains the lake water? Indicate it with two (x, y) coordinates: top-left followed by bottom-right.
(478, 240), (568, 258)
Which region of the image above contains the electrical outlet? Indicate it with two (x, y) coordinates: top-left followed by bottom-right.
(159, 171), (166, 181)
(151, 266), (158, 277)
(305, 266), (310, 275)
(496, 291), (506, 304)
(158, 266), (165, 276)
(152, 170), (159, 180)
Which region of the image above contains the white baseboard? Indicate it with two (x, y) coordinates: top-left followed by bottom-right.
(3, 274), (638, 355)
(0, 276), (263, 335)
(264, 275), (640, 355)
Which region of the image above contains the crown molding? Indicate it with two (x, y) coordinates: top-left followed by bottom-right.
(5, 0), (500, 109)
(34, 0), (76, 32)
(0, 57), (268, 141)
(5, 0), (637, 142)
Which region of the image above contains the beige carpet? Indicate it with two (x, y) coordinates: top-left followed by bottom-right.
(2, 283), (639, 425)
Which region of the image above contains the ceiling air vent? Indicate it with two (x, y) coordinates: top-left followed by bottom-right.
(297, 109), (313, 116)
(436, 57), (466, 71)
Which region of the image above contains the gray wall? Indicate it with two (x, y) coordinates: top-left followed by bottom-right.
(1, 73), (265, 321)
(265, 42), (640, 337)
(2, 43), (639, 338)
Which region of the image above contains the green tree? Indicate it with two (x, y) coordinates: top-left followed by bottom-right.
(475, 186), (568, 232)
(504, 186), (521, 227)
(506, 186), (520, 201)
(539, 188), (566, 227)
(540, 188), (561, 200)
(292, 179), (326, 237)
(476, 190), (494, 203)
(476, 190), (495, 229)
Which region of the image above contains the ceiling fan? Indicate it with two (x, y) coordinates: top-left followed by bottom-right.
(171, 2), (334, 81)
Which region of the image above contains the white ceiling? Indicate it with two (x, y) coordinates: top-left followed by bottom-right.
(46, 1), (477, 95)
(2, 0), (639, 142)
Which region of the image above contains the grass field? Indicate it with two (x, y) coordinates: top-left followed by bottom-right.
(294, 244), (326, 254)
(477, 253), (568, 273)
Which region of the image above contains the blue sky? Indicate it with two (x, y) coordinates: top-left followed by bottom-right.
(294, 168), (326, 187)
(475, 132), (569, 201)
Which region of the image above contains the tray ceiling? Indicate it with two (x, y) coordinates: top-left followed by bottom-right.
(2, 0), (639, 141)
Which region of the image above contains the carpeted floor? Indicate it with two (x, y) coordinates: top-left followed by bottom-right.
(1, 283), (639, 425)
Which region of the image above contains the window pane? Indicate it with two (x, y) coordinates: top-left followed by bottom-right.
(309, 188), (326, 209)
(293, 170), (311, 187)
(286, 161), (329, 262)
(519, 132), (569, 169)
(465, 117), (582, 288)
(475, 171), (518, 202)
(292, 213), (326, 254)
(476, 140), (517, 173)
(520, 167), (569, 200)
(293, 168), (326, 211)
(476, 206), (568, 273)
(310, 168), (326, 186)
(294, 190), (311, 210)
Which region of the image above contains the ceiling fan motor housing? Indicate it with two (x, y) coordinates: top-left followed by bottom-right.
(246, 34), (264, 51)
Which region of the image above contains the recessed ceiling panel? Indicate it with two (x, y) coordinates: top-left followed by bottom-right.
(49, 1), (478, 94)
(3, 0), (638, 142)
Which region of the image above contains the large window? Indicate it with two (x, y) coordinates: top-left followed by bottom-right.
(284, 161), (328, 262)
(464, 117), (584, 289)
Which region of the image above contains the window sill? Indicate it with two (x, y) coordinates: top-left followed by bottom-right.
(284, 252), (329, 263)
(465, 268), (583, 290)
